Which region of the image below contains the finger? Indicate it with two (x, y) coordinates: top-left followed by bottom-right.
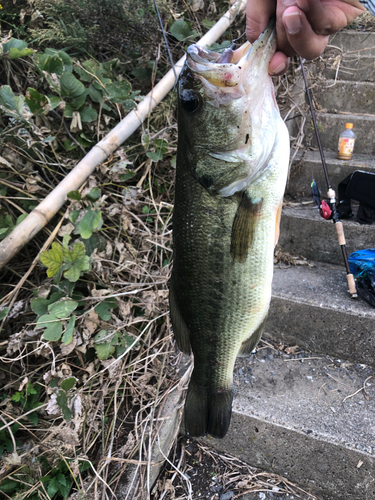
(297, 0), (366, 36)
(246, 0), (276, 43)
(282, 6), (329, 59)
(269, 52), (290, 76)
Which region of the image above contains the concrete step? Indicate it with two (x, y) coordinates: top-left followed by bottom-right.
(278, 204), (375, 264)
(266, 261), (375, 367)
(206, 346), (375, 500)
(287, 149), (375, 198)
(329, 30), (375, 55)
(304, 111), (375, 153)
(314, 54), (375, 82)
(311, 80), (375, 114)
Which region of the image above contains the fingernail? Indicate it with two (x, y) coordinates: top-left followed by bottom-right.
(270, 61), (288, 76)
(284, 11), (302, 34)
(283, 0), (296, 5)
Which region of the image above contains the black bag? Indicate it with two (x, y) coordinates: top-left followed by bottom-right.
(337, 170), (375, 224)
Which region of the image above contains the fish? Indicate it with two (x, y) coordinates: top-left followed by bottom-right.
(169, 20), (290, 439)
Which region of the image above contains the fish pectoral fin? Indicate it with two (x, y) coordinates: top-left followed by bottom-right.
(230, 192), (263, 263)
(274, 200), (283, 246)
(238, 316), (267, 357)
(169, 278), (191, 355)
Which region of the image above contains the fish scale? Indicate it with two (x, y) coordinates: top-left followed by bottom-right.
(170, 20), (290, 438)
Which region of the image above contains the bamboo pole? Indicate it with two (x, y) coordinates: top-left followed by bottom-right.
(0, 0), (247, 269)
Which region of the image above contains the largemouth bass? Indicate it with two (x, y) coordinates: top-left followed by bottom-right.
(170, 21), (290, 439)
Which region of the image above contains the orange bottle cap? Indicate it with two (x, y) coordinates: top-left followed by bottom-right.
(345, 123), (353, 129)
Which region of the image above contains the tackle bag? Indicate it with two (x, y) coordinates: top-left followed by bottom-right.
(348, 249), (375, 308)
(337, 170), (375, 224)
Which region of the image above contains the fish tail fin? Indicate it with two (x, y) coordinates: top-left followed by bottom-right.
(184, 375), (233, 439)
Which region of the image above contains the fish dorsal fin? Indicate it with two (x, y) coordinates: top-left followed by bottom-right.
(230, 192), (263, 263)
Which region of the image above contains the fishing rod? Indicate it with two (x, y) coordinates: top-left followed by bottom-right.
(299, 56), (357, 298)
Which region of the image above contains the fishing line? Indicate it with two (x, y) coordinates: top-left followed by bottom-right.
(153, 0), (178, 85)
(299, 56), (357, 298)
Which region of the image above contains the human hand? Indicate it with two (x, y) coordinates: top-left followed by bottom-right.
(246, 0), (366, 76)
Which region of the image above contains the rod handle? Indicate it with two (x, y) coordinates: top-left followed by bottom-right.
(347, 273), (357, 298)
(335, 221), (346, 246)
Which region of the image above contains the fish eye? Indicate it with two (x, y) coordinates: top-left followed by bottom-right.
(180, 89), (201, 113)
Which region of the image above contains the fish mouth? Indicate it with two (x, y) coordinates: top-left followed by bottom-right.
(186, 19), (276, 89)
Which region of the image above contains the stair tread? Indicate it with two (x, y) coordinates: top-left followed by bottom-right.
(206, 347), (375, 500)
(273, 260), (375, 318)
(292, 149), (375, 168)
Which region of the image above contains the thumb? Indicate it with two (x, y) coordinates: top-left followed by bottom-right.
(246, 0), (276, 43)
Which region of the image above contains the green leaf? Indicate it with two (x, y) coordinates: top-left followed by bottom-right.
(56, 390), (72, 421)
(48, 299), (78, 318)
(46, 55), (64, 75)
(38, 314), (62, 341)
(48, 95), (63, 110)
(46, 48), (73, 72)
(82, 233), (106, 256)
(0, 478), (19, 493)
(77, 209), (102, 239)
(64, 104), (73, 118)
(85, 187), (100, 202)
(67, 190), (81, 201)
(60, 72), (85, 98)
(102, 58), (120, 72)
(70, 90), (88, 110)
(25, 88), (50, 115)
(61, 376), (77, 392)
(62, 315), (76, 345)
(16, 214), (28, 225)
(57, 472), (68, 487)
(0, 85), (25, 117)
(202, 19), (215, 29)
(40, 242), (64, 277)
(27, 409), (38, 426)
(94, 342), (115, 360)
(170, 19), (199, 41)
(64, 255), (90, 282)
(8, 47), (33, 59)
(69, 209), (80, 224)
(94, 298), (118, 321)
(11, 391), (23, 403)
(3, 39), (33, 59)
(74, 66), (92, 82)
(26, 382), (37, 396)
(30, 297), (51, 316)
(207, 40), (231, 52)
(63, 241), (86, 263)
(47, 476), (60, 498)
(105, 81), (131, 102)
(146, 151), (163, 162)
(0, 307), (9, 321)
(3, 38), (28, 52)
(80, 105), (98, 123)
(88, 83), (104, 103)
(30, 294), (64, 316)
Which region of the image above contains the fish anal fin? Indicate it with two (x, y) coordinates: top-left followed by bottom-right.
(169, 279), (191, 355)
(238, 316), (267, 357)
(230, 192), (263, 263)
(184, 375), (233, 439)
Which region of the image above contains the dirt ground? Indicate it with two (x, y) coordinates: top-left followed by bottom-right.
(152, 437), (320, 500)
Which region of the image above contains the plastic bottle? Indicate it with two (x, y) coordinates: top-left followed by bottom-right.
(337, 123), (356, 160)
